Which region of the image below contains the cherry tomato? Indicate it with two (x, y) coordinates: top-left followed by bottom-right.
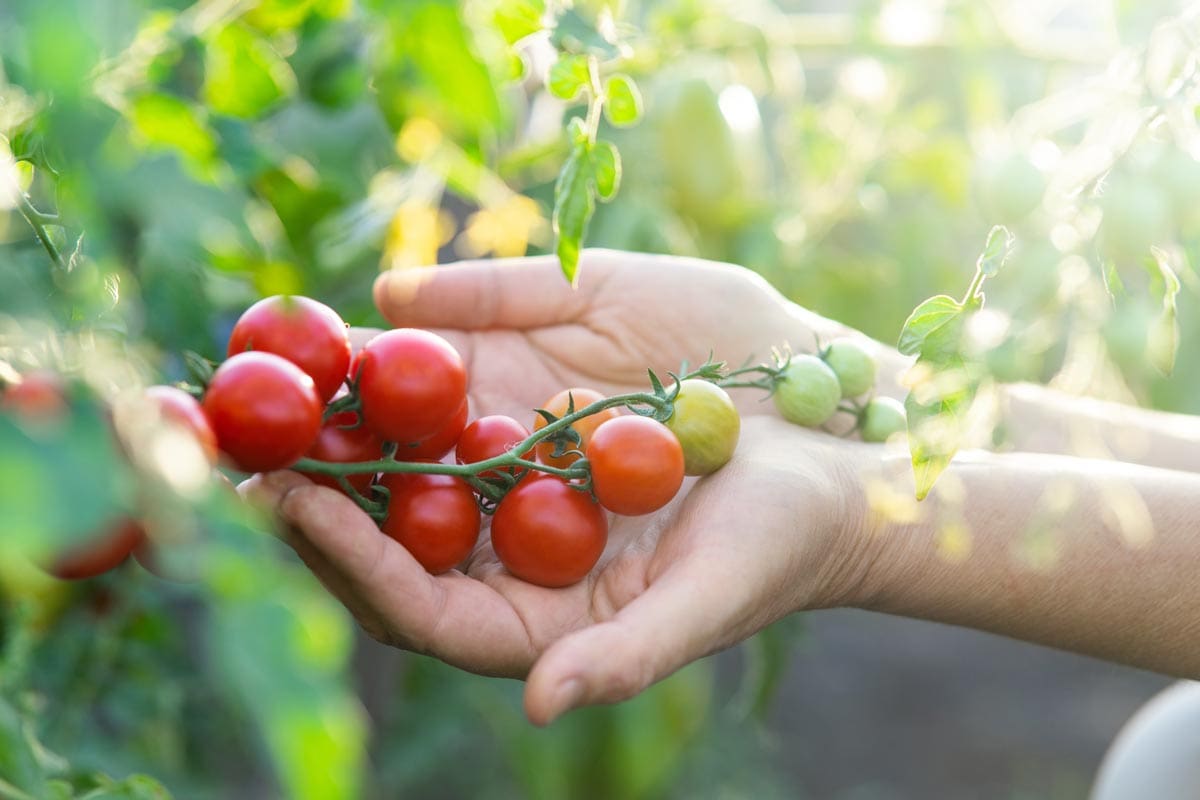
(357, 329), (468, 445)
(2, 371), (67, 420)
(227, 295), (351, 402)
(455, 415), (531, 478)
(860, 396), (907, 443)
(490, 476), (608, 588)
(822, 340), (877, 399)
(587, 415), (685, 516)
(772, 355), (841, 427)
(49, 517), (144, 580)
(533, 388), (619, 469)
(379, 470), (481, 574)
(298, 412), (383, 494)
(397, 399), (468, 461)
(664, 379), (740, 476)
(144, 385), (219, 465)
(203, 351), (323, 472)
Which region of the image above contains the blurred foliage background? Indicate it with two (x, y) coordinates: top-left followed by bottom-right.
(2, 0), (1198, 797)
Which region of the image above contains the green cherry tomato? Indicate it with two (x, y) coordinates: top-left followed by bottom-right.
(860, 396), (907, 443)
(822, 340), (877, 399)
(664, 379), (740, 476)
(773, 354), (841, 427)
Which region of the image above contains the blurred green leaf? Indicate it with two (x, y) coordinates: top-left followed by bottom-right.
(977, 224), (1015, 277)
(203, 24), (296, 118)
(549, 54), (592, 101)
(553, 143), (596, 284)
(128, 93), (216, 169)
(78, 774), (173, 800)
(1148, 249), (1182, 375)
(603, 75), (642, 127)
(494, 0), (546, 45)
(897, 295), (963, 359)
(0, 698), (44, 798)
(592, 140), (620, 201)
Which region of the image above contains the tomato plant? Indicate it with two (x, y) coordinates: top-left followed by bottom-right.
(357, 329), (468, 445)
(379, 470), (481, 574)
(533, 388), (619, 468)
(227, 295), (352, 402)
(587, 415), (685, 516)
(299, 412), (384, 494)
(455, 415), (531, 478)
(202, 351), (323, 472)
(664, 379), (740, 476)
(490, 476), (608, 588)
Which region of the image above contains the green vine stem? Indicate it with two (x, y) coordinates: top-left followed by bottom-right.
(13, 188), (67, 272)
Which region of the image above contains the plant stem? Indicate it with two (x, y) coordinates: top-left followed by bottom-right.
(584, 56), (604, 143)
(962, 266), (986, 305)
(14, 191), (66, 272)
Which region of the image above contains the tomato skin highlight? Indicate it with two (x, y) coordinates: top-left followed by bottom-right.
(144, 385), (219, 465)
(455, 415), (531, 478)
(203, 351), (324, 473)
(298, 412), (383, 494)
(533, 388), (619, 469)
(49, 517), (144, 580)
(379, 471), (481, 574)
(227, 295), (351, 402)
(490, 477), (608, 588)
(664, 379), (740, 476)
(357, 329), (468, 445)
(587, 415), (685, 516)
(397, 399), (468, 461)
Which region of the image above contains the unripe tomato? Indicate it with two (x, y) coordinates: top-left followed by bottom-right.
(455, 415), (532, 478)
(49, 518), (144, 580)
(533, 388), (619, 469)
(664, 379), (739, 476)
(357, 329), (468, 445)
(490, 476), (608, 588)
(379, 471), (481, 574)
(298, 412), (383, 494)
(822, 340), (877, 399)
(396, 399), (468, 461)
(860, 396), (907, 443)
(144, 385), (219, 465)
(227, 295), (352, 402)
(773, 355), (841, 427)
(587, 415), (685, 516)
(203, 351), (323, 472)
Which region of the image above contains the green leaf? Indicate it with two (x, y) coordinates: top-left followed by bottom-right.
(494, 0), (546, 45)
(1147, 249), (1182, 375)
(976, 224), (1014, 277)
(129, 93), (216, 167)
(0, 698), (43, 798)
(604, 74), (642, 127)
(553, 144), (596, 284)
(550, 7), (621, 59)
(548, 54), (592, 101)
(591, 140), (620, 200)
(203, 24), (296, 119)
(903, 358), (976, 500)
(78, 774), (174, 799)
(897, 295), (963, 358)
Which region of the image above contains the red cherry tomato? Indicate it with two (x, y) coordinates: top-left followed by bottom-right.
(455, 415), (531, 478)
(2, 371), (67, 420)
(532, 388), (619, 469)
(357, 329), (467, 445)
(490, 476), (608, 588)
(587, 415), (685, 516)
(49, 518), (145, 580)
(298, 412), (383, 494)
(397, 399), (468, 461)
(379, 470), (481, 574)
(144, 385), (218, 465)
(227, 295), (351, 402)
(202, 351), (323, 472)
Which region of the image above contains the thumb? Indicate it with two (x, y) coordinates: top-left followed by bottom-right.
(522, 567), (733, 726)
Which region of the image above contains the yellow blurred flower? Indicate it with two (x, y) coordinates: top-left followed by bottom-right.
(383, 203), (455, 269)
(457, 194), (546, 259)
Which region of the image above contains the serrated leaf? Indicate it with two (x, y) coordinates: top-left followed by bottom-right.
(494, 0), (545, 45)
(976, 225), (1014, 277)
(553, 145), (595, 284)
(897, 295), (963, 358)
(604, 74), (642, 126)
(548, 54), (592, 101)
(591, 140), (620, 200)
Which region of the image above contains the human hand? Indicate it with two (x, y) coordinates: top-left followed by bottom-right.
(241, 415), (871, 724)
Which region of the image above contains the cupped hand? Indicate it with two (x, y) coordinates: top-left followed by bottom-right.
(241, 416), (869, 725)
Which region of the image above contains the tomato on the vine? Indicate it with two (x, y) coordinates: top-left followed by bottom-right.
(664, 379), (740, 476)
(379, 470), (480, 574)
(227, 295), (352, 402)
(49, 518), (144, 581)
(2, 371), (67, 421)
(860, 396), (907, 443)
(298, 412), (383, 494)
(203, 351), (323, 472)
(822, 340), (877, 399)
(357, 329), (467, 445)
(490, 476), (608, 588)
(773, 355), (841, 427)
(397, 399), (468, 461)
(455, 415), (531, 478)
(587, 415), (685, 516)
(532, 387), (618, 469)
(144, 385), (219, 465)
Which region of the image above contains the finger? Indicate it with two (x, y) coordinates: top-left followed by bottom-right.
(522, 562), (738, 726)
(373, 254), (604, 330)
(277, 484), (538, 676)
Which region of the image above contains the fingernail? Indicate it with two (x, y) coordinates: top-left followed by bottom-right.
(546, 678), (585, 724)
